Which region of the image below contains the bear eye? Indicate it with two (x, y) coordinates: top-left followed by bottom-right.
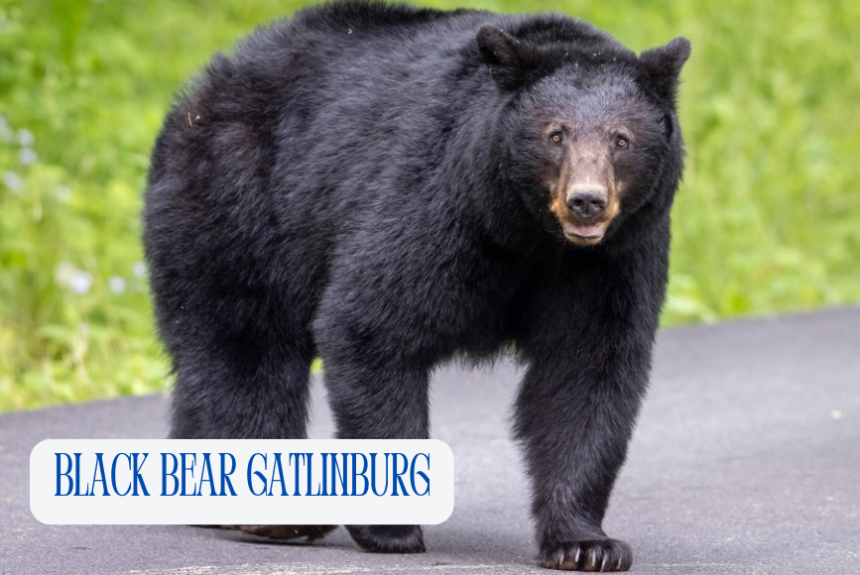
(615, 135), (630, 149)
(549, 131), (564, 145)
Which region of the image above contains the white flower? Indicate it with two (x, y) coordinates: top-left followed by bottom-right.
(0, 116), (11, 143)
(55, 262), (76, 285)
(3, 171), (23, 194)
(132, 261), (148, 278)
(55, 263), (93, 294)
(108, 276), (127, 293)
(69, 271), (92, 294)
(17, 128), (34, 147)
(56, 185), (71, 203)
(19, 147), (36, 165)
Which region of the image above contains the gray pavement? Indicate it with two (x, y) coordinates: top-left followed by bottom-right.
(1, 309), (859, 574)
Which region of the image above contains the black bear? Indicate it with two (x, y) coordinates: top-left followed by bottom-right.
(143, 1), (689, 571)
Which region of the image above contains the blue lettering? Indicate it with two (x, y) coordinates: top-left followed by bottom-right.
(219, 453), (237, 496)
(351, 453), (369, 496)
(305, 453), (321, 496)
(111, 453), (131, 496)
(131, 453), (150, 496)
(410, 453), (430, 496)
(267, 453), (288, 496)
(390, 453), (409, 496)
(73, 453), (86, 496)
(248, 453), (267, 496)
(330, 454), (349, 496)
(198, 453), (215, 496)
(55, 453), (73, 496)
(370, 453), (390, 496)
(289, 453), (305, 496)
(180, 453), (197, 496)
(161, 453), (179, 496)
(88, 453), (110, 496)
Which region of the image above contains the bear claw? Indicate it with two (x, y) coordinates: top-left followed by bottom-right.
(540, 539), (631, 571)
(346, 524), (426, 554)
(222, 524), (337, 542)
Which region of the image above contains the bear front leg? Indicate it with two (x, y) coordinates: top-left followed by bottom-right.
(514, 245), (664, 571)
(515, 340), (650, 572)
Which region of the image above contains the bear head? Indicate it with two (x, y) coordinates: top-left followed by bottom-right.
(477, 23), (690, 247)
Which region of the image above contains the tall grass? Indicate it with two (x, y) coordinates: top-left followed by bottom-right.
(1, 0), (858, 411)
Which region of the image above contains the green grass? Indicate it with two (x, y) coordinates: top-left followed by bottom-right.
(1, 0), (858, 412)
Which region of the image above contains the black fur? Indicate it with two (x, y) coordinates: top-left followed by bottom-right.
(143, 1), (689, 571)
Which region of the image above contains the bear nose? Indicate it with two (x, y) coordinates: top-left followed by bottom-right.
(567, 190), (607, 219)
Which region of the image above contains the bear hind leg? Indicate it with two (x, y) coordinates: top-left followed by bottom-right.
(169, 338), (315, 440)
(168, 324), (338, 542)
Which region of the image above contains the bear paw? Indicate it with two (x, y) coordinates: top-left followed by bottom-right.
(540, 539), (632, 571)
(226, 524), (337, 541)
(347, 524), (426, 553)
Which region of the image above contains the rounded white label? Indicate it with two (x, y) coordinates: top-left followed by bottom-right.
(30, 439), (454, 525)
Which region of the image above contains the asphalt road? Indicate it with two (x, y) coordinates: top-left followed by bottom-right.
(1, 309), (858, 574)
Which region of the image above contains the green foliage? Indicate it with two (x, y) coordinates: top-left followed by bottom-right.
(1, 0), (858, 412)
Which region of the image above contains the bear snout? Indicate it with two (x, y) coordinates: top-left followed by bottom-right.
(549, 182), (620, 246)
(567, 188), (607, 219)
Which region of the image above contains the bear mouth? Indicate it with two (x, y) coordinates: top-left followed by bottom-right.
(562, 221), (608, 245)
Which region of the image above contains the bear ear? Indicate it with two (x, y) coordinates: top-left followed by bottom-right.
(638, 37), (691, 103)
(476, 25), (537, 92)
